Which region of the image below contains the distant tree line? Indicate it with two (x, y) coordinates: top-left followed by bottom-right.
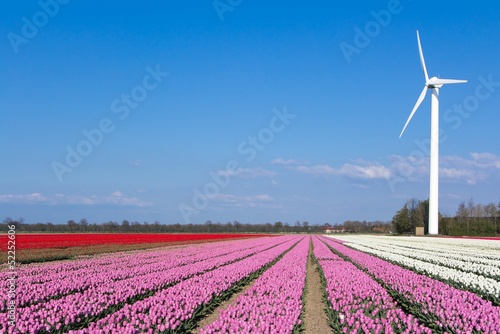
(2, 218), (334, 234)
(1, 217), (393, 235)
(392, 198), (500, 236)
(441, 198), (500, 236)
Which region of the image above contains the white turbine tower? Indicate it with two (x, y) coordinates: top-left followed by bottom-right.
(399, 31), (467, 235)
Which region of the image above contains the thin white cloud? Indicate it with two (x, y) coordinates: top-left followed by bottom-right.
(110, 190), (124, 197)
(470, 152), (500, 169)
(291, 195), (314, 202)
(129, 160), (143, 167)
(271, 158), (300, 166)
(389, 152), (500, 184)
(440, 167), (484, 185)
(0, 191), (152, 207)
(216, 167), (277, 179)
(294, 164), (337, 176)
(288, 162), (391, 180)
(340, 163), (392, 179)
(387, 154), (428, 182)
(102, 191), (152, 207)
(60, 194), (97, 205)
(0, 193), (49, 204)
(212, 193), (275, 208)
(274, 152), (500, 185)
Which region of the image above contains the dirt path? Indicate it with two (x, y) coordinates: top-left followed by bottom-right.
(194, 281), (252, 333)
(303, 237), (331, 334)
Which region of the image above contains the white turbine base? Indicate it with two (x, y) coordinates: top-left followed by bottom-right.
(428, 88), (439, 235)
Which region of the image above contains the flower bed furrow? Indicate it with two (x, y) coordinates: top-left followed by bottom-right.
(68, 236), (301, 333)
(313, 237), (432, 334)
(322, 237), (500, 333)
(199, 237), (309, 334)
(0, 236), (294, 333)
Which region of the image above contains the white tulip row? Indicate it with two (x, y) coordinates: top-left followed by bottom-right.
(325, 235), (500, 299)
(332, 238), (500, 280)
(330, 235), (500, 267)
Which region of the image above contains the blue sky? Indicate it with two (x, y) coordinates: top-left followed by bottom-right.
(1, 0), (499, 225)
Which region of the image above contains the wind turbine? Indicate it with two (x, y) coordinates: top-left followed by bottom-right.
(399, 31), (467, 235)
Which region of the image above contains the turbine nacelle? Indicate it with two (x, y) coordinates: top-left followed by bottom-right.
(427, 76), (442, 89)
(426, 76), (467, 89)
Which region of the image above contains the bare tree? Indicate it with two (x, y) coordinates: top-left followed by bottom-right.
(121, 220), (130, 232)
(80, 218), (89, 229)
(67, 220), (77, 232)
(485, 203), (498, 235)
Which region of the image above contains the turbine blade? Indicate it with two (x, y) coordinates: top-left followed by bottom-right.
(428, 78), (468, 85)
(417, 31), (429, 83)
(400, 86), (428, 138)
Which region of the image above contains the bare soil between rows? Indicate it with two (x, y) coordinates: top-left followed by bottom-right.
(303, 238), (331, 334)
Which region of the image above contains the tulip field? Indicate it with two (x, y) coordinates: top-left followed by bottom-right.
(318, 236), (500, 333)
(0, 233), (268, 264)
(2, 233), (500, 333)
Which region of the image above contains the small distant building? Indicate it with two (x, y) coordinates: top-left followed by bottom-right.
(415, 226), (425, 236)
(372, 226), (391, 234)
(323, 227), (346, 234)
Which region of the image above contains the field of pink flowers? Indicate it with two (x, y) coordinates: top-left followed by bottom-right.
(2, 234), (500, 333)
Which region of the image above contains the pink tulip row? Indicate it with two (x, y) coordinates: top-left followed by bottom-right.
(68, 236), (301, 333)
(4, 238), (272, 314)
(199, 236), (309, 334)
(2, 237), (274, 311)
(312, 237), (432, 334)
(2, 248), (195, 310)
(321, 237), (500, 333)
(0, 236), (294, 334)
(8, 236), (270, 286)
(1, 244), (186, 281)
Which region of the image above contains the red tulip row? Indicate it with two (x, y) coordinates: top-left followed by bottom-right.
(9, 233), (268, 250)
